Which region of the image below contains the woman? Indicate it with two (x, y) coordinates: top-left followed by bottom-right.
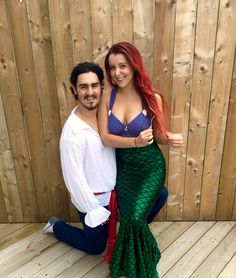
(98, 42), (183, 278)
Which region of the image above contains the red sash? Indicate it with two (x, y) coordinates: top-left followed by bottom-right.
(94, 190), (118, 263)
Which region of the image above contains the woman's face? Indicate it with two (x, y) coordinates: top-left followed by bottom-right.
(108, 53), (134, 88)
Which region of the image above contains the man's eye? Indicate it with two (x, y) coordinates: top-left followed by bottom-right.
(92, 84), (99, 88)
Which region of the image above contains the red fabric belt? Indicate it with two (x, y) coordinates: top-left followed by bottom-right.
(94, 190), (118, 263)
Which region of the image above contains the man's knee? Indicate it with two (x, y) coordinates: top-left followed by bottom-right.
(159, 185), (168, 204)
(87, 240), (107, 255)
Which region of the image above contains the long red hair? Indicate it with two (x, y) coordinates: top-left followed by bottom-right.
(104, 41), (168, 136)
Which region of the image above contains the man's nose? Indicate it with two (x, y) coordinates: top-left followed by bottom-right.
(87, 85), (93, 94)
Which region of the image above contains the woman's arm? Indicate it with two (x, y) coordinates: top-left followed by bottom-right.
(153, 94), (183, 147)
(97, 89), (153, 148)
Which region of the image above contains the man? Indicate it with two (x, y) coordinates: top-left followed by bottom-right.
(43, 62), (168, 259)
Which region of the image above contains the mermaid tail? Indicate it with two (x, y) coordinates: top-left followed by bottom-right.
(110, 143), (166, 278)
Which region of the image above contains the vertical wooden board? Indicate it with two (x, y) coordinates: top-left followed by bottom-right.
(0, 88), (22, 222)
(216, 51), (236, 220)
(69, 0), (93, 64)
(167, 0), (197, 220)
(112, 0), (133, 43)
(90, 0), (112, 66)
(153, 0), (176, 103)
(0, 0), (38, 222)
(183, 0), (219, 220)
(153, 0), (176, 220)
(6, 0), (53, 222)
(68, 0), (94, 221)
(133, 0), (154, 79)
(0, 180), (8, 222)
(27, 0), (70, 220)
(48, 0), (75, 221)
(48, 0), (75, 127)
(200, 0), (236, 220)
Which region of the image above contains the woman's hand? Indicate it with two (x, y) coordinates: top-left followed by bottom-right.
(166, 132), (183, 148)
(135, 128), (154, 147)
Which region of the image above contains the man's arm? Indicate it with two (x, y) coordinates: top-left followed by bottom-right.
(60, 139), (110, 227)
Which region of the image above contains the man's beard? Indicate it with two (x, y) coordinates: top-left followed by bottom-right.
(80, 95), (99, 110)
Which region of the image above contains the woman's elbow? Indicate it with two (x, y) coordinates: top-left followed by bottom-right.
(99, 133), (112, 147)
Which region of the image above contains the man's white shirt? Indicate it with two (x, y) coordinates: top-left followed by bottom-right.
(60, 107), (116, 227)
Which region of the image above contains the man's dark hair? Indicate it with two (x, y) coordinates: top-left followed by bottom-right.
(70, 62), (104, 100)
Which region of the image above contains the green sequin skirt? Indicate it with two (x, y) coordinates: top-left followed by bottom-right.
(110, 142), (166, 278)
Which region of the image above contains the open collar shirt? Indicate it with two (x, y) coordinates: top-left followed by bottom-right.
(60, 107), (116, 227)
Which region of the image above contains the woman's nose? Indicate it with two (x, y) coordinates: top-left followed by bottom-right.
(115, 68), (120, 76)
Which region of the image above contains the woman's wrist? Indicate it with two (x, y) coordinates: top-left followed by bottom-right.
(134, 137), (138, 147)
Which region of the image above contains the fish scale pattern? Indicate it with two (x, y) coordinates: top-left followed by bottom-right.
(110, 143), (166, 278)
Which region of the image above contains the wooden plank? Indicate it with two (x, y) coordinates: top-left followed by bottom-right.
(218, 253), (236, 278)
(31, 248), (86, 277)
(7, 242), (72, 278)
(157, 221), (194, 252)
(0, 170), (8, 222)
(0, 233), (58, 276)
(150, 221), (173, 238)
(158, 221), (215, 276)
(82, 260), (110, 278)
(190, 225), (236, 277)
(27, 0), (70, 220)
(0, 224), (9, 230)
(48, 0), (75, 221)
(0, 86), (21, 222)
(0, 222), (235, 277)
(112, 0), (133, 43)
(153, 0), (176, 220)
(70, 0), (93, 63)
(183, 0), (219, 220)
(90, 0), (112, 66)
(57, 254), (104, 278)
(153, 0), (176, 101)
(216, 49), (236, 220)
(163, 221), (235, 277)
(0, 223), (26, 240)
(0, 223), (43, 251)
(1, 0), (38, 222)
(133, 0), (154, 79)
(0, 230), (50, 263)
(6, 0), (52, 222)
(59, 1), (91, 221)
(167, 0), (197, 220)
(200, 0), (236, 219)
(48, 0), (75, 127)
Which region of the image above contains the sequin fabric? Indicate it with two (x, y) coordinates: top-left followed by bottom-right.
(109, 143), (166, 278)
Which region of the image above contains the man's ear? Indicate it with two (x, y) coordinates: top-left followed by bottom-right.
(101, 81), (105, 91)
(71, 84), (77, 94)
(71, 85), (78, 97)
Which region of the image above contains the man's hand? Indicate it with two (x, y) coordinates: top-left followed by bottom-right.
(101, 218), (109, 225)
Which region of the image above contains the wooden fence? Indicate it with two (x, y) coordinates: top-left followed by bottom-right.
(0, 0), (235, 222)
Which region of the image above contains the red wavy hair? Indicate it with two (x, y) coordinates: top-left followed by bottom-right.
(104, 41), (168, 137)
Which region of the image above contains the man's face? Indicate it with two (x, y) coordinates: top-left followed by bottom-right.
(75, 72), (102, 110)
